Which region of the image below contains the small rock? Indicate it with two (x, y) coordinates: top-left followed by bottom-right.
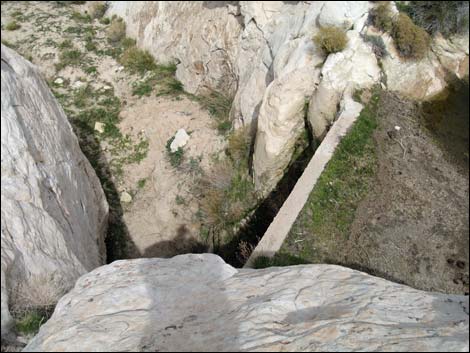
(54, 77), (64, 85)
(71, 80), (85, 90)
(102, 85), (112, 91)
(120, 192), (132, 203)
(170, 128), (190, 153)
(115, 66), (124, 72)
(94, 122), (105, 134)
(394, 125), (401, 131)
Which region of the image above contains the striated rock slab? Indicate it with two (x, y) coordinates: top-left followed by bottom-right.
(25, 254), (469, 352)
(1, 45), (108, 339)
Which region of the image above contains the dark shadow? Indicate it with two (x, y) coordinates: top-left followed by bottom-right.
(216, 127), (318, 267)
(70, 122), (140, 263)
(142, 225), (208, 258)
(420, 78), (469, 173)
(202, 1), (240, 9)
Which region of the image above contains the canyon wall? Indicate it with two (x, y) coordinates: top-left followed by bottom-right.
(107, 1), (469, 196)
(1, 44), (108, 339)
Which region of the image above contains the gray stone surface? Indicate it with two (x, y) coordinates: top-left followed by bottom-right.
(1, 45), (108, 339)
(25, 254), (469, 352)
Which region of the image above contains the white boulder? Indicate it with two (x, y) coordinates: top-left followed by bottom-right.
(1, 45), (108, 339)
(24, 254), (469, 352)
(169, 128), (190, 153)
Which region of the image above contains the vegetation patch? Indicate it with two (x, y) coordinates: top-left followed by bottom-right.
(165, 136), (185, 167)
(280, 89), (381, 264)
(392, 13), (430, 60)
(107, 18), (126, 43)
(253, 253), (311, 269)
(196, 127), (258, 251)
(313, 26), (348, 54)
(56, 47), (83, 71)
(369, 1), (394, 32)
(89, 2), (107, 19)
(6, 21), (21, 31)
(120, 46), (157, 74)
(196, 90), (233, 135)
(399, 1), (469, 37)
(362, 34), (388, 58)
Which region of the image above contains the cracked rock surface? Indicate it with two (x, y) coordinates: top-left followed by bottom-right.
(25, 254), (469, 352)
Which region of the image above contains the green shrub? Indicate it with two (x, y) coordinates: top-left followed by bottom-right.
(89, 2), (107, 19)
(166, 136), (185, 167)
(100, 17), (111, 25)
(58, 39), (73, 49)
(197, 90), (233, 135)
(119, 46), (156, 74)
(56, 48), (83, 70)
(107, 18), (126, 43)
(6, 21), (21, 31)
(403, 1), (469, 37)
(71, 10), (91, 23)
(392, 13), (430, 59)
(362, 34), (388, 58)
(313, 26), (348, 54)
(369, 2), (394, 32)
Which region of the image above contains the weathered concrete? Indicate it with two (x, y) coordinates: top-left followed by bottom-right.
(245, 97), (364, 267)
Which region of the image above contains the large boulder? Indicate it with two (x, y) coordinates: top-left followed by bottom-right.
(25, 254), (469, 352)
(1, 45), (108, 339)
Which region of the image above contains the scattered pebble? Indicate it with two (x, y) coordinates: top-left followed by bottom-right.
(120, 191), (132, 203)
(54, 77), (64, 85)
(71, 80), (85, 90)
(94, 122), (105, 134)
(394, 125), (401, 131)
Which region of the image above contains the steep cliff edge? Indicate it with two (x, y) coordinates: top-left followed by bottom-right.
(1, 45), (108, 339)
(25, 254), (469, 352)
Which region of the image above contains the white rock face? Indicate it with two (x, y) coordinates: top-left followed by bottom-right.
(1, 45), (108, 338)
(308, 30), (381, 139)
(170, 128), (190, 153)
(107, 1), (469, 195)
(25, 254), (469, 352)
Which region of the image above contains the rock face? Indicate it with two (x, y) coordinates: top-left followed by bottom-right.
(1, 45), (108, 338)
(25, 254), (469, 352)
(107, 1), (469, 196)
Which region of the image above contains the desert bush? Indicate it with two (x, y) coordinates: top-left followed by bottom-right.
(165, 136), (185, 167)
(9, 274), (69, 335)
(313, 26), (348, 54)
(107, 18), (126, 43)
(392, 13), (430, 59)
(403, 1), (469, 37)
(197, 90), (233, 134)
(362, 34), (388, 58)
(369, 1), (394, 32)
(89, 2), (107, 19)
(119, 46), (156, 74)
(5, 21), (20, 31)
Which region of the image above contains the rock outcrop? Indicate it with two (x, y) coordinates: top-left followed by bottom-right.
(1, 45), (108, 339)
(107, 1), (469, 197)
(25, 254), (469, 352)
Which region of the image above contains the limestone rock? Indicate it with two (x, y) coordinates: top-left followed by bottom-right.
(94, 121), (105, 134)
(317, 1), (370, 29)
(25, 254), (469, 352)
(106, 2), (241, 96)
(170, 128), (190, 153)
(1, 45), (108, 338)
(120, 191), (132, 203)
(107, 1), (469, 196)
(308, 30), (381, 139)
